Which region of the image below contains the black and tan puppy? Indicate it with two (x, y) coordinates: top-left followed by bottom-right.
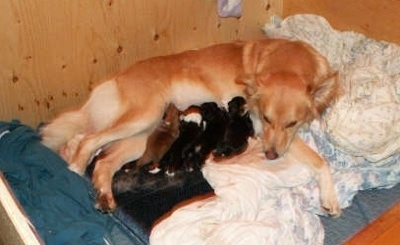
(182, 102), (229, 171)
(213, 96), (254, 159)
(159, 106), (205, 175)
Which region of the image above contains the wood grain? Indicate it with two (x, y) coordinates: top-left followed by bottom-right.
(0, 0), (275, 127)
(283, 0), (400, 45)
(344, 201), (400, 244)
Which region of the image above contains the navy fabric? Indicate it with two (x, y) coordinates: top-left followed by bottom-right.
(112, 170), (213, 239)
(0, 121), (116, 245)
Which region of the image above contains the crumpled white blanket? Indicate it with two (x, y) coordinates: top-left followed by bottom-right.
(151, 139), (324, 245)
(150, 14), (400, 245)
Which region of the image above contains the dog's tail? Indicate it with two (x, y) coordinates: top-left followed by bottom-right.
(40, 109), (88, 152)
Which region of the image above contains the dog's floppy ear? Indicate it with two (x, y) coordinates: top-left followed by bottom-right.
(310, 71), (339, 114)
(237, 41), (270, 98)
(236, 74), (258, 98)
(235, 41), (260, 98)
(243, 41), (262, 76)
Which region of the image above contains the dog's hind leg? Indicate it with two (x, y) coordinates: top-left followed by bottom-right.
(40, 109), (88, 152)
(41, 79), (124, 157)
(288, 136), (341, 217)
(69, 105), (164, 175)
(91, 134), (148, 212)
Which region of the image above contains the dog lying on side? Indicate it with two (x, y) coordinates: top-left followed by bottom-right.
(40, 38), (340, 215)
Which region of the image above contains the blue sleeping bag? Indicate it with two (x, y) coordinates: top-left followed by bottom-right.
(0, 120), (132, 245)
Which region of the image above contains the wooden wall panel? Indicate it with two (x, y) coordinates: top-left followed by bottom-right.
(0, 0), (278, 127)
(283, 0), (400, 45)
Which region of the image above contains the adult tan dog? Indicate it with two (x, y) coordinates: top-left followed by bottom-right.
(41, 38), (340, 214)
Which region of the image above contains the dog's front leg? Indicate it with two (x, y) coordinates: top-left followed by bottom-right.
(92, 135), (147, 212)
(288, 136), (341, 217)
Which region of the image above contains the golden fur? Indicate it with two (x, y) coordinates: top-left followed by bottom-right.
(41, 38), (340, 214)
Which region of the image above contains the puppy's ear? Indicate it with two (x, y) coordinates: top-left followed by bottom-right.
(311, 71), (339, 114)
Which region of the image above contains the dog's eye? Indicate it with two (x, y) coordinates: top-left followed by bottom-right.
(286, 121), (297, 128)
(263, 116), (271, 124)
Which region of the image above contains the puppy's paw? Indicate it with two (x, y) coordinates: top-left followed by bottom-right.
(95, 190), (117, 213)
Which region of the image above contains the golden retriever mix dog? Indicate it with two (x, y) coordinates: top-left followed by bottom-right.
(40, 38), (340, 214)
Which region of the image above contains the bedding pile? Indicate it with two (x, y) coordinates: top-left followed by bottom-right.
(151, 14), (400, 245)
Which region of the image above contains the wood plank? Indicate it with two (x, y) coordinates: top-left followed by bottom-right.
(0, 0), (276, 127)
(283, 0), (400, 45)
(371, 221), (400, 245)
(0, 173), (43, 245)
(344, 201), (400, 245)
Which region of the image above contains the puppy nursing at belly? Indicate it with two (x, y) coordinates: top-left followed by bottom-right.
(40, 38), (340, 215)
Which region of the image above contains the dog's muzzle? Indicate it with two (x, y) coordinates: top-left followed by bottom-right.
(265, 149), (279, 160)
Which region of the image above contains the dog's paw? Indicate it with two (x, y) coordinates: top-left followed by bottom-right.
(321, 195), (341, 217)
(68, 164), (85, 176)
(95, 191), (117, 213)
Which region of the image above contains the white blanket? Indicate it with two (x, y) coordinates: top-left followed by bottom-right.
(150, 15), (400, 245)
(151, 139), (324, 245)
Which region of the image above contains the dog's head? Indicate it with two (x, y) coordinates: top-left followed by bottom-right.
(239, 39), (339, 160)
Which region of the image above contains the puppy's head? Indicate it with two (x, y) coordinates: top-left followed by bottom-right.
(213, 96), (254, 159)
(239, 39), (339, 160)
(227, 96), (247, 117)
(199, 102), (222, 122)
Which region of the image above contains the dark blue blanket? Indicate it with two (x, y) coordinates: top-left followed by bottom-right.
(0, 121), (119, 245)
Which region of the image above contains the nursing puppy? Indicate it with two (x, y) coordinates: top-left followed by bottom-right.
(41, 38), (340, 214)
(134, 103), (180, 170)
(182, 102), (229, 171)
(156, 106), (205, 175)
(213, 96), (254, 159)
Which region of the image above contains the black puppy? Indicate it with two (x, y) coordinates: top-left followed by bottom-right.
(182, 102), (229, 170)
(213, 96), (254, 159)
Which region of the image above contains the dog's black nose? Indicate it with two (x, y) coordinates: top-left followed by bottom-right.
(265, 150), (278, 160)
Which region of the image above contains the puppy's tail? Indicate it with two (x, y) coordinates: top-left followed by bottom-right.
(40, 109), (88, 152)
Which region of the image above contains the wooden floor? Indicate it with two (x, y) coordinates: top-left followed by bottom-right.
(344, 201), (400, 245)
